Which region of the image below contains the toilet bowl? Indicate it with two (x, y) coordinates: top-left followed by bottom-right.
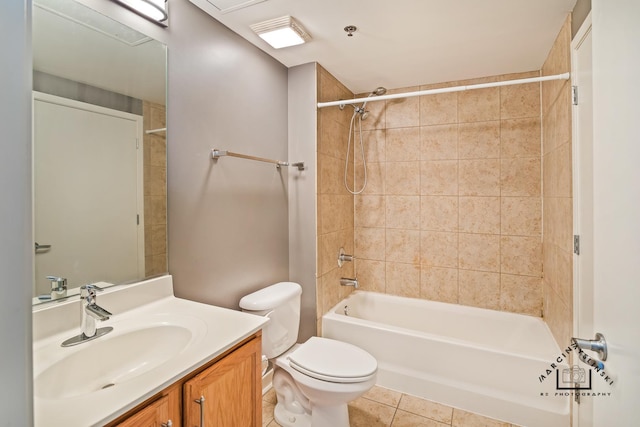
(240, 282), (377, 427)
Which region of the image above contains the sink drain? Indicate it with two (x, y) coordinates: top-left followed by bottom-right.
(101, 383), (115, 390)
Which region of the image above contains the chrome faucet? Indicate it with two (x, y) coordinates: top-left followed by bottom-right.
(61, 284), (113, 347)
(81, 284), (112, 337)
(340, 277), (359, 288)
(46, 275), (67, 300)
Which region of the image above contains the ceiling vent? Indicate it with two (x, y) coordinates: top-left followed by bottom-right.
(250, 16), (311, 49)
(206, 0), (268, 14)
(34, 0), (152, 46)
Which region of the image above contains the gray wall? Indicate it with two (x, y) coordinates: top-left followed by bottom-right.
(288, 63), (318, 341)
(72, 0), (302, 331)
(0, 1), (34, 425)
(167, 1), (290, 310)
(4, 1), (294, 420)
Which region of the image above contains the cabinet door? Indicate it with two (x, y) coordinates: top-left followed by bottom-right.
(116, 394), (173, 427)
(183, 337), (261, 427)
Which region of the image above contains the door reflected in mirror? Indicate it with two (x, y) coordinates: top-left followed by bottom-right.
(32, 0), (167, 302)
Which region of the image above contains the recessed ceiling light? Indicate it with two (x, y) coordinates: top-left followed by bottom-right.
(250, 16), (311, 49)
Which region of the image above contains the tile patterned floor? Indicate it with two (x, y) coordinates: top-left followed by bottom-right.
(262, 385), (521, 427)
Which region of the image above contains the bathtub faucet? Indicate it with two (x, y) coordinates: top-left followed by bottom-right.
(338, 248), (355, 267)
(340, 277), (359, 288)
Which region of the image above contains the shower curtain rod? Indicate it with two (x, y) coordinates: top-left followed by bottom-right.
(317, 72), (570, 109)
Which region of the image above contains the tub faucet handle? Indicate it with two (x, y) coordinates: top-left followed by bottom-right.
(340, 277), (359, 288)
(338, 247), (355, 267)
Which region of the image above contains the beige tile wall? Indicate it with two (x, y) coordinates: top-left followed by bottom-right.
(316, 16), (573, 326)
(353, 72), (544, 316)
(316, 65), (356, 332)
(541, 15), (573, 346)
(143, 101), (168, 276)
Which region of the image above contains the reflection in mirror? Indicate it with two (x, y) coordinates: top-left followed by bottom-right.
(32, 0), (167, 303)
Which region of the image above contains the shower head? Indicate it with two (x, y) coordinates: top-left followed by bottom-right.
(339, 86), (387, 119)
(359, 86), (387, 118)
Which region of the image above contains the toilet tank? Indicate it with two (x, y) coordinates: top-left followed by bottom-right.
(239, 282), (302, 359)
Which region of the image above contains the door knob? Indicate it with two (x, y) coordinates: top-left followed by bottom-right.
(35, 242), (52, 252)
(572, 332), (607, 361)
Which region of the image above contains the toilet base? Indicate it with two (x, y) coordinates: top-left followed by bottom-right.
(273, 366), (354, 427)
(274, 402), (350, 427)
(311, 404), (350, 427)
(274, 402), (311, 427)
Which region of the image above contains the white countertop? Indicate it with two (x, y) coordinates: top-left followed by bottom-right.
(32, 275), (267, 426)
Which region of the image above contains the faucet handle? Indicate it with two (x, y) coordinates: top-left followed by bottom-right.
(80, 284), (104, 299)
(47, 276), (68, 300)
(46, 276), (67, 290)
(81, 283), (104, 291)
(338, 247), (356, 267)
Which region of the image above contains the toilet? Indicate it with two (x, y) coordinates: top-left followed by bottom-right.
(240, 282), (377, 427)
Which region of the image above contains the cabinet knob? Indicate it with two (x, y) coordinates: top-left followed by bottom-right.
(161, 421), (172, 427)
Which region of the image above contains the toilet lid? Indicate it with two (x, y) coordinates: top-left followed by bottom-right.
(287, 337), (377, 383)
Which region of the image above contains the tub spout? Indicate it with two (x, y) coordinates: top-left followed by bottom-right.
(340, 277), (359, 288)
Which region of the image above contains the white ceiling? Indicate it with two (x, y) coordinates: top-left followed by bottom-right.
(189, 0), (577, 94)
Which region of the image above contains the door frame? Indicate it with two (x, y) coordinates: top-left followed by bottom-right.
(571, 12), (593, 427)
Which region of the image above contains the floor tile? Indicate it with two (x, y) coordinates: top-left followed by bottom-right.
(452, 409), (511, 427)
(391, 409), (450, 427)
(263, 385), (515, 427)
(398, 394), (454, 424)
(262, 401), (275, 427)
(363, 385), (403, 407)
(348, 396), (397, 427)
(263, 387), (277, 405)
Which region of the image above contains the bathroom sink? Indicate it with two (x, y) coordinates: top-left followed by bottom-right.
(35, 323), (193, 399)
(32, 276), (269, 426)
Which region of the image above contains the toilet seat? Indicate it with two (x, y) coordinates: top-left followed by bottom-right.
(287, 337), (377, 384)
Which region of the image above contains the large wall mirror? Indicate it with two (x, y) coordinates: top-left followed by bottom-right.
(32, 0), (167, 303)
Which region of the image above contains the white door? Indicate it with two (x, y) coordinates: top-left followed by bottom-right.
(572, 13), (595, 427)
(574, 1), (640, 425)
(33, 92), (144, 295)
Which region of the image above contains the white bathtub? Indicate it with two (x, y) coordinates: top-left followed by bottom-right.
(322, 291), (569, 427)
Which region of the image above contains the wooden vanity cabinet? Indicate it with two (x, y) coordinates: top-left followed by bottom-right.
(108, 333), (261, 427)
(184, 335), (261, 426)
(114, 392), (176, 427)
